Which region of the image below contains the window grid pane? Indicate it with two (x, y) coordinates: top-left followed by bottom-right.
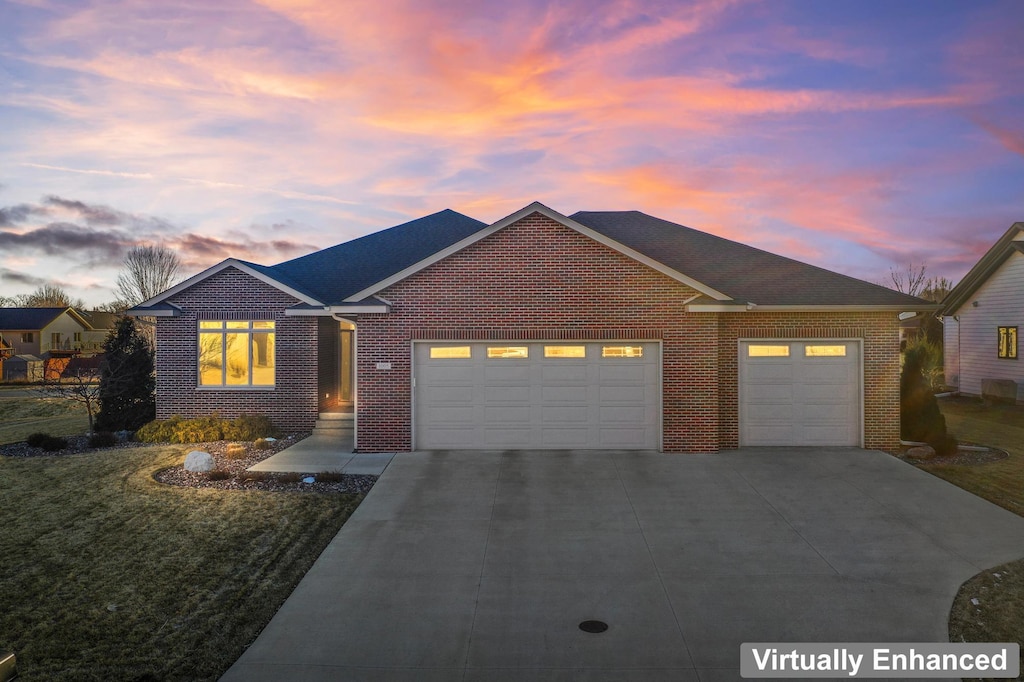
(544, 346), (586, 358)
(602, 345), (644, 358)
(747, 345), (790, 358)
(805, 345), (847, 357)
(430, 346), (472, 359)
(487, 346), (529, 358)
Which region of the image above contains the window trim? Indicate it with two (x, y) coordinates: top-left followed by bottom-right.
(998, 326), (1018, 360)
(197, 319), (277, 389)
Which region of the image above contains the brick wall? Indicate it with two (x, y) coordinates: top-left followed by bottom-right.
(156, 267), (318, 431)
(356, 212), (902, 453)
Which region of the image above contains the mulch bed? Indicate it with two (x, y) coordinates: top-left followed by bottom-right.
(899, 444), (1009, 467)
(153, 434), (377, 494)
(1, 433), (377, 495)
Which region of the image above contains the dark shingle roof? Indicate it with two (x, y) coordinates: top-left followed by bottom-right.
(268, 209), (488, 304)
(79, 310), (119, 330)
(571, 210), (926, 307)
(0, 308), (70, 330)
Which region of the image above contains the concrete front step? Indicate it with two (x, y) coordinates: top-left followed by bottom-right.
(318, 412), (354, 421)
(315, 420), (354, 431)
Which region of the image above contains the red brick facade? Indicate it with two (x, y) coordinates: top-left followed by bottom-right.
(354, 213), (901, 452)
(155, 268), (318, 430)
(153, 213), (901, 452)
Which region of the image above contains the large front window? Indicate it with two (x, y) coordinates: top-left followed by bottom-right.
(198, 320), (275, 387)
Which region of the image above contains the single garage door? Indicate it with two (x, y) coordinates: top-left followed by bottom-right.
(414, 341), (660, 450)
(740, 340), (861, 446)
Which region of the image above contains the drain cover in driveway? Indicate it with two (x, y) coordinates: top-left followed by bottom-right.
(579, 620), (609, 633)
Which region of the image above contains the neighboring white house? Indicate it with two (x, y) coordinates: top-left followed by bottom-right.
(941, 222), (1024, 402)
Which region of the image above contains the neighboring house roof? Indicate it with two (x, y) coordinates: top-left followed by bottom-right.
(940, 222), (1024, 315)
(78, 310), (119, 330)
(570, 211), (926, 307)
(0, 307), (88, 330)
(131, 202), (933, 314)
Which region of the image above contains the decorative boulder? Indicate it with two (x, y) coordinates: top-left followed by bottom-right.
(184, 450), (215, 472)
(906, 445), (937, 461)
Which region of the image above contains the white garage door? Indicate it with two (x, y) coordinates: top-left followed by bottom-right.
(740, 340), (861, 447)
(414, 341), (660, 450)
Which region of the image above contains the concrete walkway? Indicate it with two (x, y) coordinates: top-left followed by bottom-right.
(247, 431), (394, 476)
(222, 448), (1024, 681)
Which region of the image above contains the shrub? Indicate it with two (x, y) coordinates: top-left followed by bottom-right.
(88, 431), (118, 449)
(901, 345), (958, 456)
(37, 435), (68, 452)
(224, 414), (275, 441)
(26, 432), (49, 448)
(136, 416), (183, 443)
(206, 469), (231, 481)
(225, 443), (247, 460)
(314, 471), (346, 483)
(278, 472), (302, 484)
(253, 438), (271, 451)
(240, 470), (270, 482)
(135, 413), (275, 444)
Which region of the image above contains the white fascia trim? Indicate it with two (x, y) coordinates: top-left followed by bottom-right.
(285, 304), (391, 316)
(687, 303), (942, 313)
(125, 305), (181, 317)
(134, 259), (323, 308)
(344, 201), (732, 303)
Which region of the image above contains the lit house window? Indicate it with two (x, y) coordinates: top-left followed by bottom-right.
(998, 326), (1018, 359)
(199, 320), (276, 386)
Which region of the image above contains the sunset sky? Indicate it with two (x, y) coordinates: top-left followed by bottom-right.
(1, 0), (1022, 306)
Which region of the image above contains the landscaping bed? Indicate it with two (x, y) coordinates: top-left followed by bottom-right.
(153, 435), (377, 495)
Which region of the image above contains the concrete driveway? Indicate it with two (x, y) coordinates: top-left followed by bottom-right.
(222, 448), (1024, 681)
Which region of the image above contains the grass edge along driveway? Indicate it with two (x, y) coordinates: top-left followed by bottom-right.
(0, 444), (363, 681)
(927, 398), (1024, 675)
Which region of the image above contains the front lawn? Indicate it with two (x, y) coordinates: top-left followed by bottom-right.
(923, 397), (1024, 670)
(0, 395), (89, 445)
(0, 445), (362, 681)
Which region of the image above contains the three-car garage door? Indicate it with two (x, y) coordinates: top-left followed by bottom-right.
(739, 340), (862, 446)
(414, 341), (660, 450)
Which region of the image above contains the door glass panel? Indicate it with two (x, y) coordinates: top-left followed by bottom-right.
(544, 346), (586, 358)
(804, 345), (847, 357)
(487, 346), (529, 358)
(747, 344), (790, 357)
(430, 346), (471, 359)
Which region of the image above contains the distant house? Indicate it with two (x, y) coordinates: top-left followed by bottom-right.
(941, 222), (1024, 402)
(0, 307), (114, 359)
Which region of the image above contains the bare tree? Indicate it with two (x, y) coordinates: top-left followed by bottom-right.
(887, 263), (929, 297)
(115, 244), (182, 307)
(920, 276), (954, 303)
(36, 364), (102, 432)
(0, 295), (17, 307)
(17, 284), (85, 308)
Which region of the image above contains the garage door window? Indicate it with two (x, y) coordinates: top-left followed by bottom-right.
(429, 346), (471, 359)
(602, 345), (644, 358)
(487, 346), (529, 358)
(747, 344), (790, 357)
(544, 345), (586, 358)
(805, 345), (847, 357)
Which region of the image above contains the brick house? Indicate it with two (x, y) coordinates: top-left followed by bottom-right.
(129, 202), (930, 452)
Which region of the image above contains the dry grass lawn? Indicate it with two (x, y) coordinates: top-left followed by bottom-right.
(0, 395), (90, 445)
(923, 397), (1024, 673)
(0, 445), (362, 680)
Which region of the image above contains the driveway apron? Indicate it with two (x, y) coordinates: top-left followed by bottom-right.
(221, 448), (1024, 682)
